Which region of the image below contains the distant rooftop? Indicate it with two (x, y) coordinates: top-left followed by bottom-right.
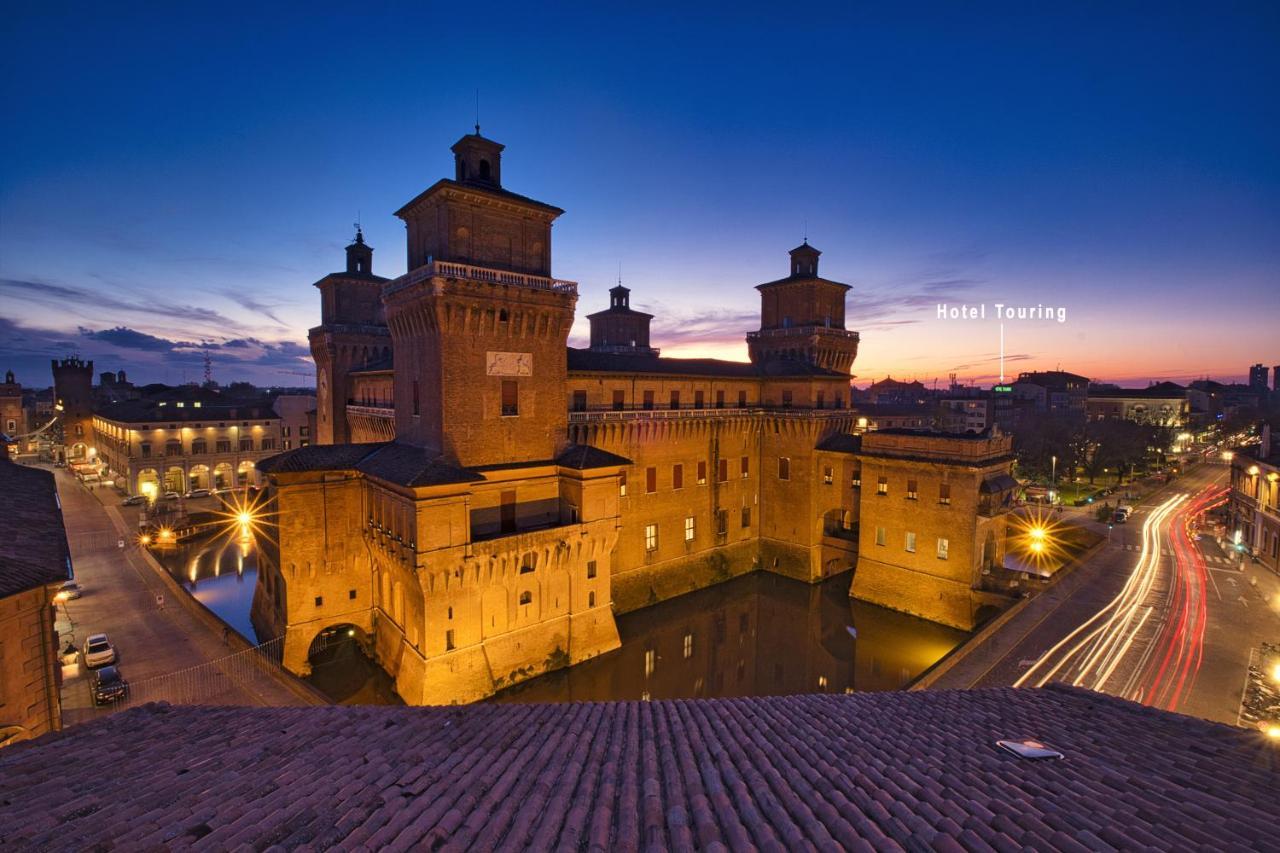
(0, 460), (72, 598)
(568, 348), (847, 378)
(0, 686), (1272, 849)
(96, 397), (279, 423)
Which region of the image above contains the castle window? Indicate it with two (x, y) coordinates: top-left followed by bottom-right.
(612, 390), (625, 411)
(519, 591), (532, 606)
(741, 506), (751, 528)
(240, 438), (253, 452)
(479, 159), (491, 180)
(644, 524), (658, 552)
(875, 526), (886, 546)
(499, 309), (508, 322)
(823, 466), (834, 485)
(716, 509), (728, 536)
(672, 464), (683, 490)
(782, 390), (793, 408)
(572, 390), (587, 412)
(216, 440), (230, 453)
(314, 596), (323, 607)
(520, 561), (535, 574)
(816, 391), (826, 408)
(851, 467), (861, 488)
(738, 390), (747, 407)
(501, 380), (519, 416)
(643, 390), (654, 410)
(588, 591), (596, 607)
(261, 438), (275, 451)
(140, 442), (151, 458)
(166, 440), (182, 457)
(586, 560), (597, 579)
(646, 467), (657, 493)
(939, 483), (951, 505)
(667, 390), (680, 409)
(694, 390), (705, 409)
(446, 629), (456, 650)
(644, 648), (656, 677)
(697, 461), (707, 485)
(718, 458), (728, 482)
(778, 457), (791, 480)
(684, 633), (694, 659)
(937, 538), (950, 560)
(877, 476), (888, 495)
(684, 516), (695, 541)
(349, 589), (357, 600)
(619, 471), (627, 497)
(191, 438), (206, 455)
(905, 531), (917, 553)
(741, 456), (749, 478)
(907, 479), (918, 500)
(715, 390), (725, 409)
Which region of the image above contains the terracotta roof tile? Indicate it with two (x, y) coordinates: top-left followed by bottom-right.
(0, 686), (1275, 850)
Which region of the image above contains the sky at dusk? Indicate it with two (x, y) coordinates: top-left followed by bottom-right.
(2, 3), (1277, 389)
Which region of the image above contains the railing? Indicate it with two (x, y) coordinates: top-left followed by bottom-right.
(384, 260), (578, 297)
(746, 325), (859, 340)
(347, 406), (394, 420)
(568, 406), (855, 423)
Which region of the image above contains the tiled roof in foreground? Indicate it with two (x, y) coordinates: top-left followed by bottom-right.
(1, 685), (1274, 850)
(0, 460), (72, 598)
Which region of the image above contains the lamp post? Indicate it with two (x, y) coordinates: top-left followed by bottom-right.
(1050, 455), (1057, 505)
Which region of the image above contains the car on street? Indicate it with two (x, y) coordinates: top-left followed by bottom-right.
(122, 494), (147, 506)
(163, 491), (180, 501)
(91, 665), (129, 705)
(185, 488), (211, 500)
(83, 633), (117, 668)
(54, 580), (83, 602)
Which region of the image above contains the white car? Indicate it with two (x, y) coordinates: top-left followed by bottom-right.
(83, 633), (117, 668)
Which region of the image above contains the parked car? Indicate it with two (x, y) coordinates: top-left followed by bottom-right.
(91, 665), (129, 705)
(185, 488), (211, 500)
(163, 491), (180, 501)
(83, 633), (117, 668)
(122, 494), (147, 506)
(54, 580), (83, 602)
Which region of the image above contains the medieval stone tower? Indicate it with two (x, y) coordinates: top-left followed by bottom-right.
(383, 130), (575, 467)
(746, 242), (860, 373)
(309, 228), (391, 444)
(51, 357), (94, 458)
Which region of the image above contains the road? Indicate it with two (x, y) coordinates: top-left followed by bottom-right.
(43, 464), (312, 725)
(923, 461), (1280, 726)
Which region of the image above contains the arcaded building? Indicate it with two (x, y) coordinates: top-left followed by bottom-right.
(255, 132), (1013, 703)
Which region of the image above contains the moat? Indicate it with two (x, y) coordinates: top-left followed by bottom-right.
(158, 530), (968, 705)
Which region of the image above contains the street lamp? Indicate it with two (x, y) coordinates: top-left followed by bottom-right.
(1050, 455), (1057, 504)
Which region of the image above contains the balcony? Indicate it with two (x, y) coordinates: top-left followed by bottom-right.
(384, 260), (578, 298)
(746, 325), (860, 341)
(347, 401), (394, 418)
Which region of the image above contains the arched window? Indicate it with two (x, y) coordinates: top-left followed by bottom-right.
(479, 159), (491, 180)
(519, 591), (532, 605)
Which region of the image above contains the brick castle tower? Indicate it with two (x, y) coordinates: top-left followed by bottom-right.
(746, 241), (860, 373)
(51, 357), (94, 459)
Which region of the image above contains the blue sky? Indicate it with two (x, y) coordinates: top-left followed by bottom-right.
(2, 2), (1277, 388)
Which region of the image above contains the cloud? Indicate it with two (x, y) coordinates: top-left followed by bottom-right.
(220, 290), (289, 326)
(0, 276), (240, 331)
(78, 326), (194, 352)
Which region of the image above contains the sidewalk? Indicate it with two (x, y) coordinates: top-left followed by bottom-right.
(44, 464), (319, 726)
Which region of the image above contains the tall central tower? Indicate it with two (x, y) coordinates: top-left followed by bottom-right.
(384, 131), (575, 467)
(746, 242), (860, 373)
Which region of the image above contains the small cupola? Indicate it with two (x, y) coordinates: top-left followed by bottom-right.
(451, 129), (504, 188)
(609, 284), (631, 310)
(346, 226), (374, 276)
(789, 240), (821, 277)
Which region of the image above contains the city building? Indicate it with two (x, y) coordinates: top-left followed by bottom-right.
(272, 394), (316, 450)
(1009, 370), (1089, 415)
(0, 371), (25, 453)
(0, 458), (72, 747)
(50, 357), (94, 462)
(1248, 362), (1269, 394)
(939, 396), (993, 433)
(2, 685), (1273, 849)
(253, 131), (1011, 704)
(92, 394), (282, 496)
(1085, 383), (1189, 427)
(862, 377), (926, 405)
(1227, 426), (1279, 575)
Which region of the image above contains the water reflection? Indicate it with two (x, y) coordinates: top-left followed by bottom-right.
(154, 529), (260, 643)
(494, 571), (968, 703)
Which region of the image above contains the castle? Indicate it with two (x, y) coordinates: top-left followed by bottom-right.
(253, 131), (1015, 704)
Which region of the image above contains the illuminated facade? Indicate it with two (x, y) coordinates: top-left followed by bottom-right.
(255, 132), (1009, 704)
(92, 399), (281, 497)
